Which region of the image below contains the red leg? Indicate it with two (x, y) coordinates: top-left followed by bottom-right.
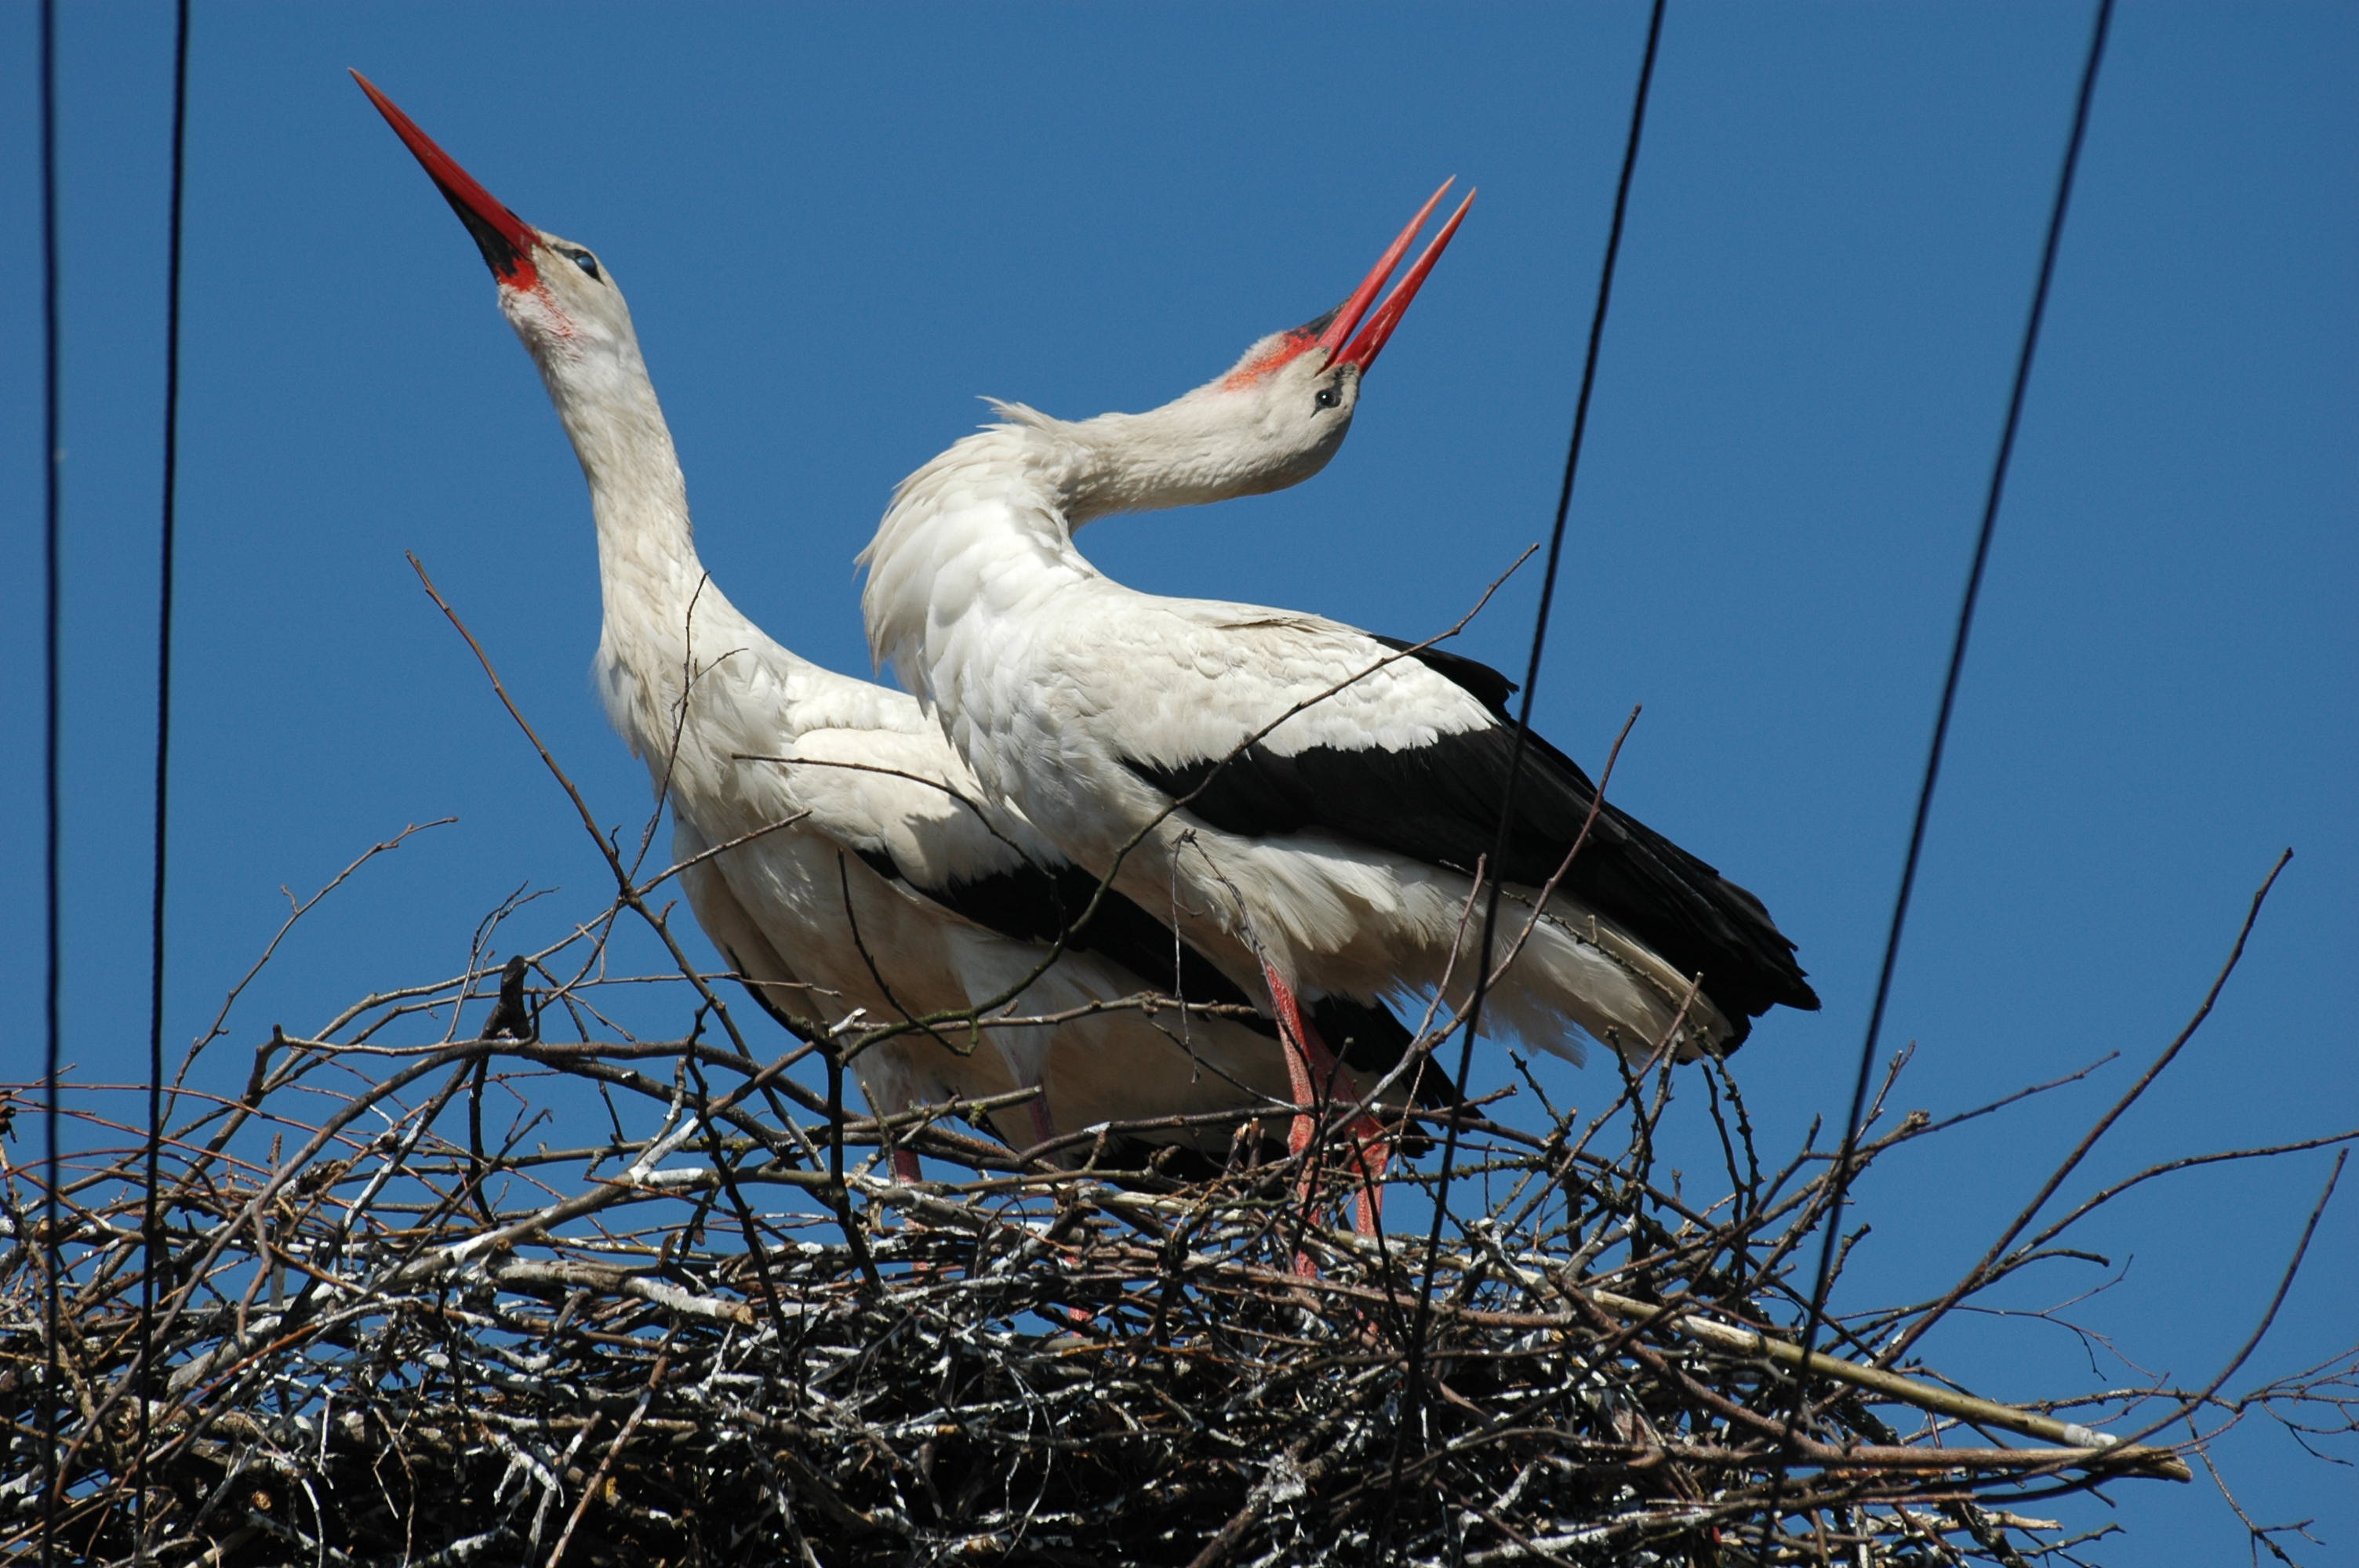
(1262, 964), (1326, 1278)
(1260, 962), (1324, 1160)
(891, 1146), (923, 1183)
(1260, 961), (1395, 1257)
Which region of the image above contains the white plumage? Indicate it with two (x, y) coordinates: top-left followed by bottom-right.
(360, 75), (1309, 1173)
(862, 190), (1819, 1069)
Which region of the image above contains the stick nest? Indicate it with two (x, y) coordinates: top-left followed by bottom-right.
(3, 864), (2347, 1566)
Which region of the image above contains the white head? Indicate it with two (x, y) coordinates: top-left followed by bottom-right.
(1053, 180), (1474, 523)
(355, 72), (653, 423)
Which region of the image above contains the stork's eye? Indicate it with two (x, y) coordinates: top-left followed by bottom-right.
(1314, 383), (1341, 410)
(565, 248), (603, 281)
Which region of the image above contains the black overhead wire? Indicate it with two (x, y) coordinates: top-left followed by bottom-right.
(136, 3), (194, 1557)
(38, 0), (65, 1559)
(1384, 0), (1667, 1512)
(1761, 0), (2117, 1536)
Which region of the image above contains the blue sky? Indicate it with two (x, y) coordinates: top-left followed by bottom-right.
(4, 5), (2352, 1558)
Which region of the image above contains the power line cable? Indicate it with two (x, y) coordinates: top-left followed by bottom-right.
(1758, 0), (2116, 1543)
(1385, 0), (1667, 1526)
(38, 0), (65, 1560)
(136, 4), (194, 1559)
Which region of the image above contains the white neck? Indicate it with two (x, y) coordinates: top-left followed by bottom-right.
(534, 332), (700, 619)
(1050, 402), (1268, 523)
(861, 385), (1337, 702)
(860, 408), (1100, 695)
(518, 313), (794, 766)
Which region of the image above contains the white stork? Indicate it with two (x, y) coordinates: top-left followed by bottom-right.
(354, 74), (1429, 1181)
(860, 187), (1820, 1102)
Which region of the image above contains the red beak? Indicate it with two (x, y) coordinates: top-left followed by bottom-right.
(1328, 184), (1475, 374)
(1310, 180), (1452, 365)
(352, 70), (541, 287)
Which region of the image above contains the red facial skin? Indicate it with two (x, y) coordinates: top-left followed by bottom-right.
(1223, 180), (1473, 389)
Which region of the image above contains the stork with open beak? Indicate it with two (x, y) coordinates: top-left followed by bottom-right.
(354, 73), (1430, 1184)
(860, 187), (1820, 1181)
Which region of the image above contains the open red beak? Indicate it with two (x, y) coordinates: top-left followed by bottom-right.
(1315, 180), (1476, 375)
(352, 71), (541, 287)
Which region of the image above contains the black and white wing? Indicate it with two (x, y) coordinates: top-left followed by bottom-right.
(780, 715), (1431, 1092)
(1100, 603), (1819, 1040)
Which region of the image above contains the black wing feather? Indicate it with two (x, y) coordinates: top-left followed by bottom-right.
(863, 846), (1446, 1113)
(1127, 642), (1819, 1039)
(920, 857), (1250, 1013)
(1370, 635), (1520, 717)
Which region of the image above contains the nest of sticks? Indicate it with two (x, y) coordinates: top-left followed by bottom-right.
(2, 829), (2348, 1566)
